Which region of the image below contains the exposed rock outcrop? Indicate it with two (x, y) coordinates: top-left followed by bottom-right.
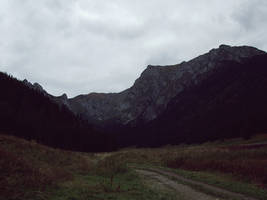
(23, 79), (48, 95)
(131, 52), (267, 146)
(65, 45), (265, 126)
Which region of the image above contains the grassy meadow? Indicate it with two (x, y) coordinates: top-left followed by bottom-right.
(1, 133), (267, 200)
(0, 133), (176, 200)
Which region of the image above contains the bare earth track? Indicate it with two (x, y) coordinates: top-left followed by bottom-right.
(136, 168), (259, 200)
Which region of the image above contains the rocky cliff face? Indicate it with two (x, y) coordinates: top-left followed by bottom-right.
(23, 79), (47, 94)
(65, 45), (265, 126)
(22, 79), (72, 109)
(132, 53), (267, 146)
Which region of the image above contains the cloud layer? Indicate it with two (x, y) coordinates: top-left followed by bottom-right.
(0, 0), (267, 97)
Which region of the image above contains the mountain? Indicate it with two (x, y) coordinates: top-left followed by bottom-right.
(1, 44), (267, 150)
(0, 72), (114, 152)
(118, 52), (267, 147)
(22, 79), (48, 94)
(64, 45), (266, 128)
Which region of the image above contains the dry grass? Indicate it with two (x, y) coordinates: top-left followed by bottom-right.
(110, 135), (267, 188)
(166, 146), (267, 187)
(0, 134), (94, 200)
(1, 132), (267, 199)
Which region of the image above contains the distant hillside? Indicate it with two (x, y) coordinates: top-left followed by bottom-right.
(0, 72), (114, 152)
(119, 53), (267, 147)
(58, 44), (267, 148)
(64, 45), (266, 127)
(2, 44), (267, 150)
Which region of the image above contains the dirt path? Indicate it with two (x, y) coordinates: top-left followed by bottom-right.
(136, 169), (223, 200)
(136, 168), (258, 200)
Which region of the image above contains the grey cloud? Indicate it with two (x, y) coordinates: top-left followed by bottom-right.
(232, 0), (267, 31)
(0, 0), (267, 97)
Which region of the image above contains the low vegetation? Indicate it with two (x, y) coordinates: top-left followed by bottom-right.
(1, 133), (267, 200)
(0, 133), (175, 200)
(109, 135), (267, 199)
(117, 135), (267, 184)
(166, 145), (267, 187)
(0, 133), (93, 200)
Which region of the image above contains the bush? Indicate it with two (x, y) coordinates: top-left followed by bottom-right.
(95, 155), (128, 177)
(94, 154), (128, 192)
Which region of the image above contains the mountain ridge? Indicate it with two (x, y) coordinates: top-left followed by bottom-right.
(63, 44), (266, 126)
(125, 53), (267, 147)
(1, 44), (267, 149)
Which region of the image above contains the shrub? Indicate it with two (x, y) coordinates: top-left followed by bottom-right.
(94, 154), (128, 192)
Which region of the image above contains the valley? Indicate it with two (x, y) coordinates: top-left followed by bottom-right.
(1, 45), (267, 199)
(1, 1), (267, 199)
(1, 133), (267, 200)
(2, 45), (267, 150)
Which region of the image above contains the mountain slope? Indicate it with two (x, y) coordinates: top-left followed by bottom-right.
(121, 53), (267, 147)
(2, 44), (267, 150)
(66, 45), (265, 127)
(0, 72), (114, 152)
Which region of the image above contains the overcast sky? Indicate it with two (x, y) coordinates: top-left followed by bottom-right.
(0, 0), (267, 97)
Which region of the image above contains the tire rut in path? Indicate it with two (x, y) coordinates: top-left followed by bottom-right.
(136, 168), (259, 200)
(136, 169), (223, 200)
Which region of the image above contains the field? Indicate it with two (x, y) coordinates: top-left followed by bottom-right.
(1, 133), (267, 200)
(0, 134), (176, 200)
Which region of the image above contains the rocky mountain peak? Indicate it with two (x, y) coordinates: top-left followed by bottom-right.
(23, 79), (31, 87)
(65, 45), (266, 126)
(61, 93), (68, 100)
(219, 44), (231, 49)
(33, 82), (44, 92)
(208, 44), (265, 62)
(23, 79), (47, 95)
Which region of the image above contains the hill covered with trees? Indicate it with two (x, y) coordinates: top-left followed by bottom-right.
(0, 72), (114, 152)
